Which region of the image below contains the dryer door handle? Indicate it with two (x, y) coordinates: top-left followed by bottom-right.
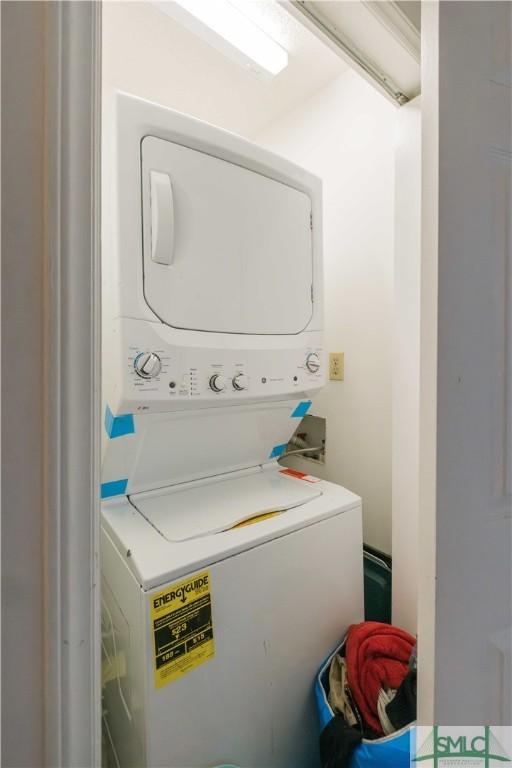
(150, 170), (174, 266)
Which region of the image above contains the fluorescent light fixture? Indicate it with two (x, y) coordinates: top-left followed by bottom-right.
(152, 0), (289, 77)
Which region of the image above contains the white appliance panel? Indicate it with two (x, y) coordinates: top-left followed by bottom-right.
(141, 136), (313, 335)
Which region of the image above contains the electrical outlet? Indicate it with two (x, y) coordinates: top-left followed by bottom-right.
(329, 352), (344, 381)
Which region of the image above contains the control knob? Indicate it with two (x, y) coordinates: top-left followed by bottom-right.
(209, 374), (226, 393)
(232, 373), (248, 391)
(134, 352), (162, 379)
(305, 353), (321, 374)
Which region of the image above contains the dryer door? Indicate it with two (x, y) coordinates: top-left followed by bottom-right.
(141, 136), (313, 335)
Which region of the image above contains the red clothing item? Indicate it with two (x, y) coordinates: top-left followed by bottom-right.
(345, 621), (415, 734)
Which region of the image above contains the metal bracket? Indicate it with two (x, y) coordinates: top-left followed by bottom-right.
(283, 0), (410, 107)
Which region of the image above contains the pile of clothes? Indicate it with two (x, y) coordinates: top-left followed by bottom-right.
(320, 621), (417, 768)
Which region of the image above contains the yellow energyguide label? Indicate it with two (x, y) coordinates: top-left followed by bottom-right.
(150, 570), (214, 689)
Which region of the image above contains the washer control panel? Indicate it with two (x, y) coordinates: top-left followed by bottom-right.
(107, 320), (324, 413)
(112, 325), (324, 413)
(128, 352), (322, 396)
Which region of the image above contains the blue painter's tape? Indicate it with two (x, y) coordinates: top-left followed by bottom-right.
(104, 405), (115, 435)
(269, 443), (288, 459)
(105, 405), (135, 439)
(291, 400), (312, 418)
(101, 478), (128, 499)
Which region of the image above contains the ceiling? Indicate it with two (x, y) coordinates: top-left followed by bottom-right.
(102, 1), (349, 138)
(103, 0), (421, 140)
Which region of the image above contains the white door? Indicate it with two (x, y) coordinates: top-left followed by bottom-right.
(419, 1), (512, 726)
(141, 136), (313, 335)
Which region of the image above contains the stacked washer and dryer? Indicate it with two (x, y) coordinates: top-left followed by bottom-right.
(101, 92), (364, 768)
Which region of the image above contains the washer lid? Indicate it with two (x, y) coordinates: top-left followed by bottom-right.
(129, 468), (322, 542)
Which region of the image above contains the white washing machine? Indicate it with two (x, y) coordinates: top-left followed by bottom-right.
(101, 92), (363, 768)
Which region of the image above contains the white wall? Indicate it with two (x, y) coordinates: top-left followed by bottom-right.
(392, 97), (421, 634)
(256, 71), (396, 554)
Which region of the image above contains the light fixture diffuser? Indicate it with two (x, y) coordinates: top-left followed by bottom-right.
(152, 0), (289, 77)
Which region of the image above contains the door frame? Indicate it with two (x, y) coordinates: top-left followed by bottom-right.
(44, 2), (102, 764)
(2, 2), (102, 766)
(417, 0), (439, 724)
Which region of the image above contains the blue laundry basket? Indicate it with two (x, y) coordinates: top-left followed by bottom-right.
(315, 639), (415, 768)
